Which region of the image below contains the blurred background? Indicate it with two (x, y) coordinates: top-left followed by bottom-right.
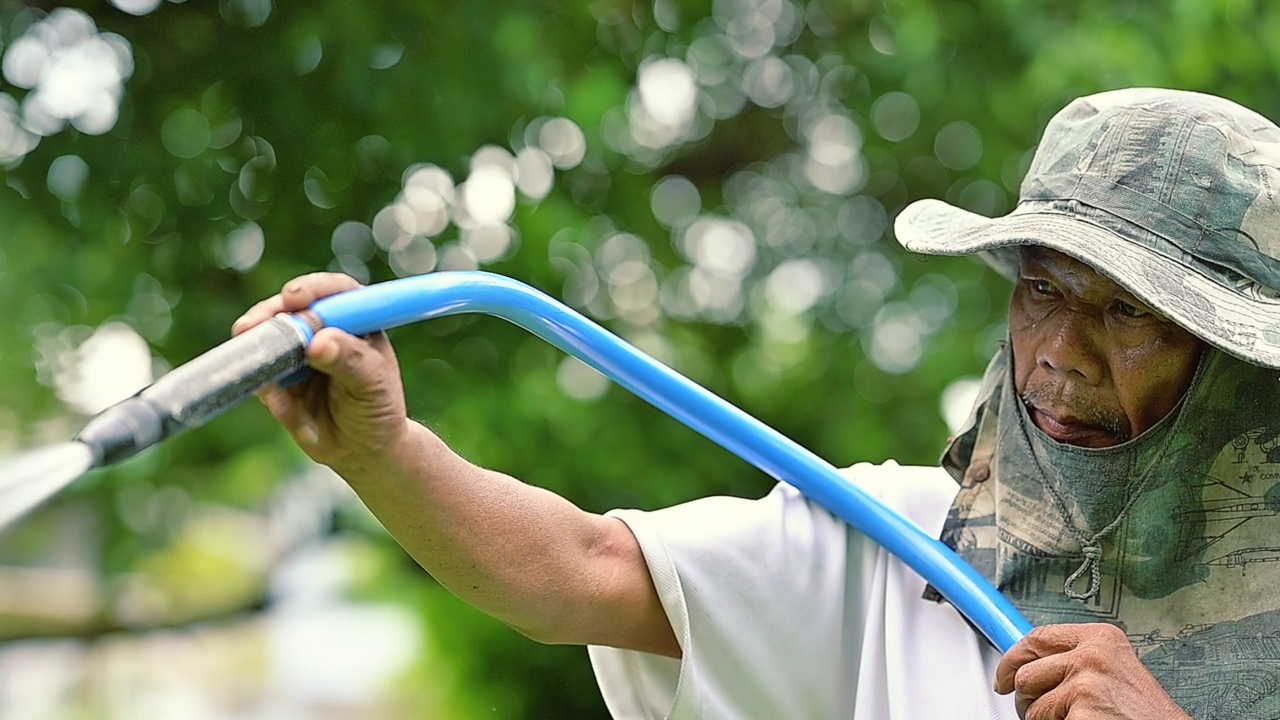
(0, 0), (1276, 717)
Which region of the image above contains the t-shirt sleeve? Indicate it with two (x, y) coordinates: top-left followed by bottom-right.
(588, 472), (874, 719)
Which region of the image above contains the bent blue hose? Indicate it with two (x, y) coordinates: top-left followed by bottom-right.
(286, 271), (1033, 652)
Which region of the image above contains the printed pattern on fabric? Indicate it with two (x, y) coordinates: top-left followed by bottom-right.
(933, 346), (1280, 719)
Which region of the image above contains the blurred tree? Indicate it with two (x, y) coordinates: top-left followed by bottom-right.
(0, 0), (1276, 716)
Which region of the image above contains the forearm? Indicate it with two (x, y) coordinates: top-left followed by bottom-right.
(239, 277), (671, 654)
(329, 419), (619, 643)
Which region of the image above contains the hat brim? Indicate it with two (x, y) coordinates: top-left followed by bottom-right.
(895, 198), (1280, 369)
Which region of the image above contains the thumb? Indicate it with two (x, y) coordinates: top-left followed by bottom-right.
(306, 328), (386, 396)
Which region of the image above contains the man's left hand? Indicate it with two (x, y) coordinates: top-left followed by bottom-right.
(994, 623), (1190, 719)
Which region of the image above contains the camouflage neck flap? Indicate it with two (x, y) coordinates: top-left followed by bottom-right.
(930, 344), (1280, 633)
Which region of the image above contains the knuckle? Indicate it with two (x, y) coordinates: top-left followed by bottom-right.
(1096, 622), (1126, 642)
(1074, 642), (1115, 672)
(339, 340), (382, 388)
(1025, 625), (1056, 650)
(1013, 662), (1035, 689)
(1078, 641), (1105, 660)
(342, 341), (367, 370)
(1025, 690), (1067, 720)
(1028, 625), (1057, 640)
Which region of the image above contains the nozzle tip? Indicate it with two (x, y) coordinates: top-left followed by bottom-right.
(73, 398), (164, 468)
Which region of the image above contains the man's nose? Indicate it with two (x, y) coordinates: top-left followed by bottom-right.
(1035, 309), (1105, 384)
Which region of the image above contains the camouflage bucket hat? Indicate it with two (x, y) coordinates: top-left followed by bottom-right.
(895, 87), (1280, 369)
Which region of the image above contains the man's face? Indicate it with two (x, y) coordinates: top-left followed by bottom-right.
(1009, 247), (1205, 449)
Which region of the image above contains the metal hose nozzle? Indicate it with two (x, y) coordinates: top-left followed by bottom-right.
(74, 316), (309, 468)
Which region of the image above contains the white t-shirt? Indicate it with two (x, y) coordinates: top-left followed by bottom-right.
(588, 461), (1019, 720)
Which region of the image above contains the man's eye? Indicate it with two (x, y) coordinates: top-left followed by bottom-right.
(1029, 279), (1058, 296)
(1116, 300), (1149, 318)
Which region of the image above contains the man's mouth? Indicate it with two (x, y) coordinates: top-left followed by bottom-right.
(1027, 406), (1126, 448)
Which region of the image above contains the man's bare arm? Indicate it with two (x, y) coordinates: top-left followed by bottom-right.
(235, 273), (679, 658)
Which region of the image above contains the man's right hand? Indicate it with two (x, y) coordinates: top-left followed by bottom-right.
(231, 272), (411, 471)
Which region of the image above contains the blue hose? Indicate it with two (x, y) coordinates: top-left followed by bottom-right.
(286, 271), (1033, 652)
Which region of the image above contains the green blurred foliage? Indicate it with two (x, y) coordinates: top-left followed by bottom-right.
(0, 0), (1277, 716)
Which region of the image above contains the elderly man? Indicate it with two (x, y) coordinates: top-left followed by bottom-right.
(235, 88), (1280, 719)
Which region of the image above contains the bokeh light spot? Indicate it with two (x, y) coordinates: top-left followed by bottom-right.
(941, 376), (982, 435)
(47, 155), (89, 202)
(556, 356), (609, 401)
(935, 121), (983, 170)
(161, 108), (212, 159)
(871, 91), (919, 142)
(866, 301), (926, 374)
(0, 94), (38, 165)
(389, 236), (438, 277)
(804, 112), (863, 194)
(650, 175), (701, 228)
(370, 41), (404, 70)
(109, 0), (163, 16)
(129, 186), (166, 233)
(437, 243), (479, 272)
(763, 258), (827, 314)
(2, 9), (133, 144)
(220, 0), (273, 27)
(54, 322), (154, 415)
(295, 36), (322, 74)
(216, 222), (266, 272)
(837, 195), (888, 245)
(470, 145), (514, 174)
(371, 204), (413, 250)
(461, 224), (514, 264)
(638, 58), (698, 127)
(955, 178), (1005, 216)
(403, 164), (456, 199)
(331, 221), (375, 263)
(2, 36), (50, 88)
(680, 217), (756, 277)
(401, 190), (449, 238)
(461, 166), (516, 225)
(868, 15), (897, 56)
(537, 118), (586, 169)
(513, 147), (554, 201)
(304, 167), (338, 209)
(742, 56), (794, 108)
